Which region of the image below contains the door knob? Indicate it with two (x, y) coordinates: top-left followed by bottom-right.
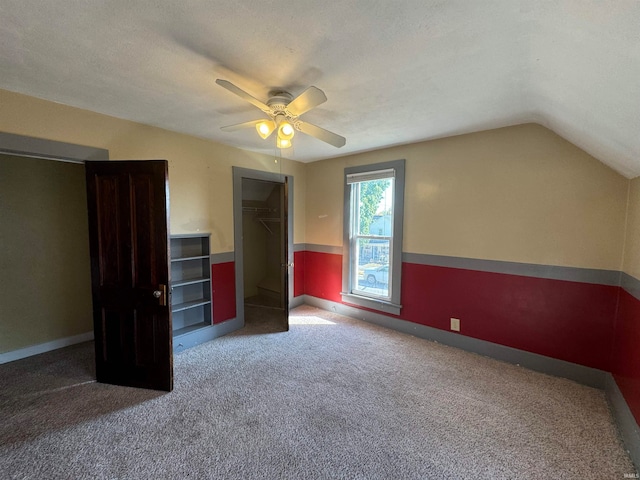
(153, 284), (167, 306)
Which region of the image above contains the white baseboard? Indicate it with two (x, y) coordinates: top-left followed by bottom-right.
(0, 331), (94, 365)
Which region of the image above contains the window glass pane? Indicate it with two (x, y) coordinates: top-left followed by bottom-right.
(343, 160), (404, 314)
(355, 177), (394, 236)
(353, 238), (390, 298)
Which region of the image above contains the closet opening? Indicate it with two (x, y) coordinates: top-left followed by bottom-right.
(232, 167), (293, 334)
(242, 178), (287, 332)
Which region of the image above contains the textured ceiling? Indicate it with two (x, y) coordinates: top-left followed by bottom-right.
(0, 1), (639, 176)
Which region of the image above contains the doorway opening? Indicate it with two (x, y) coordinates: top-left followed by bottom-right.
(0, 133), (108, 365)
(233, 167), (294, 334)
(242, 178), (285, 331)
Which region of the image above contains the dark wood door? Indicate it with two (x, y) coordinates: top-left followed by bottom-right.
(85, 160), (173, 391)
(281, 178), (290, 331)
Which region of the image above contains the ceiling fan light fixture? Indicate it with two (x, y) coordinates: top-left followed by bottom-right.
(273, 114), (295, 142)
(277, 136), (292, 149)
(256, 120), (275, 139)
(278, 122), (295, 142)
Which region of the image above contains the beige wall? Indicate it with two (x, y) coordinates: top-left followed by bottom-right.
(622, 177), (640, 279)
(0, 88), (306, 352)
(0, 156), (93, 353)
(0, 86), (633, 353)
(307, 124), (628, 270)
(0, 89), (306, 252)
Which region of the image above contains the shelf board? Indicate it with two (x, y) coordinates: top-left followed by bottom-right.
(170, 233), (211, 239)
(171, 255), (209, 263)
(173, 322), (211, 337)
(172, 276), (210, 287)
(172, 299), (211, 313)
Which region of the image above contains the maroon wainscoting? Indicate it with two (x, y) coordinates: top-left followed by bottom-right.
(211, 262), (236, 323)
(611, 289), (640, 424)
(401, 263), (617, 371)
(301, 250), (618, 371)
(304, 251), (343, 303)
(294, 251), (305, 298)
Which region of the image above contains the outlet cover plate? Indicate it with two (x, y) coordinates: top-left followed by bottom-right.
(450, 317), (460, 332)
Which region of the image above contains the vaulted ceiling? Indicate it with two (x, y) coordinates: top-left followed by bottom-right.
(1, 1), (639, 176)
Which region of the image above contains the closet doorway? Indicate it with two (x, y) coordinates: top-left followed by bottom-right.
(233, 168), (293, 333)
(0, 134), (173, 391)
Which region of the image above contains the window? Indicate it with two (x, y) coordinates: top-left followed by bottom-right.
(342, 160), (405, 315)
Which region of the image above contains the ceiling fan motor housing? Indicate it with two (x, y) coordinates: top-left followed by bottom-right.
(267, 91), (302, 129)
(267, 91), (292, 111)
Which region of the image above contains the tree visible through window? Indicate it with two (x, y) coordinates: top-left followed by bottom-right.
(351, 177), (393, 298)
(342, 160), (405, 315)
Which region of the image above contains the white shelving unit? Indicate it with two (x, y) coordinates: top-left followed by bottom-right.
(170, 234), (212, 336)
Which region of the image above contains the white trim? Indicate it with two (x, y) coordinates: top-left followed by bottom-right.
(0, 331), (94, 365)
(346, 168), (395, 184)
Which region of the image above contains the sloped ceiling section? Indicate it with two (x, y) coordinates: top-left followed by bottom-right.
(0, 1), (638, 176)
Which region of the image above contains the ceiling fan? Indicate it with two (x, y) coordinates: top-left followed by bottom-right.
(216, 79), (346, 149)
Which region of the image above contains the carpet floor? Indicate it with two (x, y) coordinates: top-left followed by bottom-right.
(0, 305), (635, 479)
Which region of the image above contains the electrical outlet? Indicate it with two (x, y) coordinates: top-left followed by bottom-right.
(450, 317), (460, 332)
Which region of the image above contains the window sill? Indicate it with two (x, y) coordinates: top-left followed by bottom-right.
(340, 293), (402, 316)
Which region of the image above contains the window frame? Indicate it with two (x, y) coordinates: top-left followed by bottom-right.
(341, 159), (405, 315)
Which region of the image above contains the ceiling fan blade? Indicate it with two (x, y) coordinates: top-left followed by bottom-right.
(216, 79), (271, 113)
(286, 86), (327, 116)
(298, 121), (346, 148)
(220, 119), (265, 132)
